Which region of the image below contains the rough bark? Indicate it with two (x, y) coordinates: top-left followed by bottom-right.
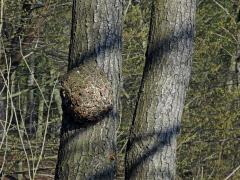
(55, 0), (122, 179)
(125, 0), (196, 179)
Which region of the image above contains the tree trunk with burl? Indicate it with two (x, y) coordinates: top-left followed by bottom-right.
(55, 0), (122, 179)
(125, 0), (196, 179)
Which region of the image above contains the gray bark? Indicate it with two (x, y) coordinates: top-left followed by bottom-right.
(55, 0), (122, 179)
(125, 0), (196, 179)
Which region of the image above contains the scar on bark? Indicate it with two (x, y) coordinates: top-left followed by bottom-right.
(60, 61), (113, 122)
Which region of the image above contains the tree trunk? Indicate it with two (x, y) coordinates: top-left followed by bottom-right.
(125, 0), (196, 179)
(234, 0), (240, 87)
(55, 0), (122, 179)
(36, 90), (44, 139)
(27, 59), (35, 135)
(0, 79), (5, 135)
(0, 0), (5, 136)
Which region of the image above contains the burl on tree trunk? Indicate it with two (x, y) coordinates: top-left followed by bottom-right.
(60, 61), (113, 122)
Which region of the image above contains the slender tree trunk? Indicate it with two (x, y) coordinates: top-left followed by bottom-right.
(36, 89), (44, 139)
(27, 59), (35, 135)
(18, 94), (27, 140)
(0, 1), (5, 135)
(125, 0), (196, 179)
(0, 100), (4, 132)
(52, 69), (62, 138)
(234, 0), (240, 87)
(55, 0), (122, 179)
(236, 32), (240, 87)
(0, 82), (4, 134)
(17, 161), (23, 180)
(54, 88), (62, 121)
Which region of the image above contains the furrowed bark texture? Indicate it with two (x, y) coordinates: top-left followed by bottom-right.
(125, 0), (196, 179)
(55, 0), (122, 179)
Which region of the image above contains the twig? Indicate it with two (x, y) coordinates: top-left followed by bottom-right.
(0, 0), (4, 33)
(0, 64), (32, 180)
(212, 0), (236, 23)
(33, 77), (59, 178)
(124, 0), (132, 21)
(224, 165), (240, 180)
(0, 79), (58, 100)
(19, 38), (49, 108)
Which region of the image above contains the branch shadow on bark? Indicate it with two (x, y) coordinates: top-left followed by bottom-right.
(85, 166), (117, 180)
(56, 109), (118, 179)
(55, 29), (121, 179)
(145, 25), (194, 70)
(68, 31), (122, 70)
(57, 20), (193, 178)
(59, 27), (122, 132)
(125, 24), (194, 178)
(125, 125), (180, 179)
(58, 108), (115, 142)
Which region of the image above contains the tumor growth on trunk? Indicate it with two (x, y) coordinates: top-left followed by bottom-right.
(60, 61), (113, 121)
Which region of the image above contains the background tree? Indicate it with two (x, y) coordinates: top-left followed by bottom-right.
(124, 0), (196, 179)
(233, 0), (240, 85)
(55, 0), (123, 179)
(177, 1), (240, 179)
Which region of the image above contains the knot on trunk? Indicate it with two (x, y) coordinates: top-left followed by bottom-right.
(60, 61), (113, 122)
